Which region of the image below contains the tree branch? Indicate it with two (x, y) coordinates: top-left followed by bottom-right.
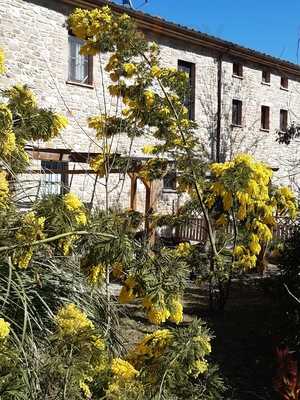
(0, 230), (116, 253)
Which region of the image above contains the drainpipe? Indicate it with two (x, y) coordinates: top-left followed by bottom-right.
(216, 54), (222, 163)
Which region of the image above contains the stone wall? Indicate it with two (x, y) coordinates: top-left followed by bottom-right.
(221, 57), (300, 189)
(1, 0), (300, 214)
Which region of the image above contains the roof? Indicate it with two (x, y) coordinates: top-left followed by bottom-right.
(62, 0), (300, 77)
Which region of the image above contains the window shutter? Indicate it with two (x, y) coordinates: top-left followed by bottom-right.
(232, 99), (242, 125)
(261, 106), (270, 130)
(280, 110), (288, 132)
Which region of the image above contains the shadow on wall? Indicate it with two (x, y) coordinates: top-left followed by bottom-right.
(22, 0), (73, 17)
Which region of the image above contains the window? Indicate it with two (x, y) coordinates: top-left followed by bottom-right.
(280, 109), (288, 132)
(233, 62), (243, 77)
(40, 161), (69, 196)
(68, 35), (93, 85)
(178, 60), (195, 120)
(262, 70), (270, 84)
(232, 99), (242, 126)
(281, 76), (288, 89)
(163, 171), (176, 191)
(261, 106), (270, 130)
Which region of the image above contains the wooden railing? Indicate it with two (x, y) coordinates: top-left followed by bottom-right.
(176, 217), (208, 243)
(272, 216), (300, 241)
(175, 216), (300, 243)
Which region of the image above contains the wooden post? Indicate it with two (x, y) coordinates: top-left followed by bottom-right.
(129, 173), (137, 210)
(143, 179), (151, 232)
(145, 179), (162, 244)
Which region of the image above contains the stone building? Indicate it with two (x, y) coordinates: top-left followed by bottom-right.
(1, 0), (300, 214)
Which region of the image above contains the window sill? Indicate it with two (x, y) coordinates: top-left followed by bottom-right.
(231, 124), (243, 128)
(66, 80), (94, 89)
(261, 81), (270, 86)
(232, 74), (243, 80)
(260, 128), (270, 132)
(280, 86), (289, 91)
(162, 188), (177, 194)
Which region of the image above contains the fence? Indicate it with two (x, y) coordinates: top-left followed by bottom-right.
(175, 216), (300, 243)
(175, 217), (208, 244)
(272, 216), (300, 241)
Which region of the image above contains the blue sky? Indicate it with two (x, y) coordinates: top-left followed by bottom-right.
(113, 0), (300, 64)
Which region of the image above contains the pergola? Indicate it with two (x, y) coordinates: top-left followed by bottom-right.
(25, 146), (169, 240)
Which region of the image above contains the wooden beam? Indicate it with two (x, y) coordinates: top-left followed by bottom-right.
(27, 148), (108, 163)
(25, 148), (157, 173)
(23, 168), (143, 175)
(27, 148), (71, 162)
(70, 152), (121, 163)
(20, 169), (97, 175)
